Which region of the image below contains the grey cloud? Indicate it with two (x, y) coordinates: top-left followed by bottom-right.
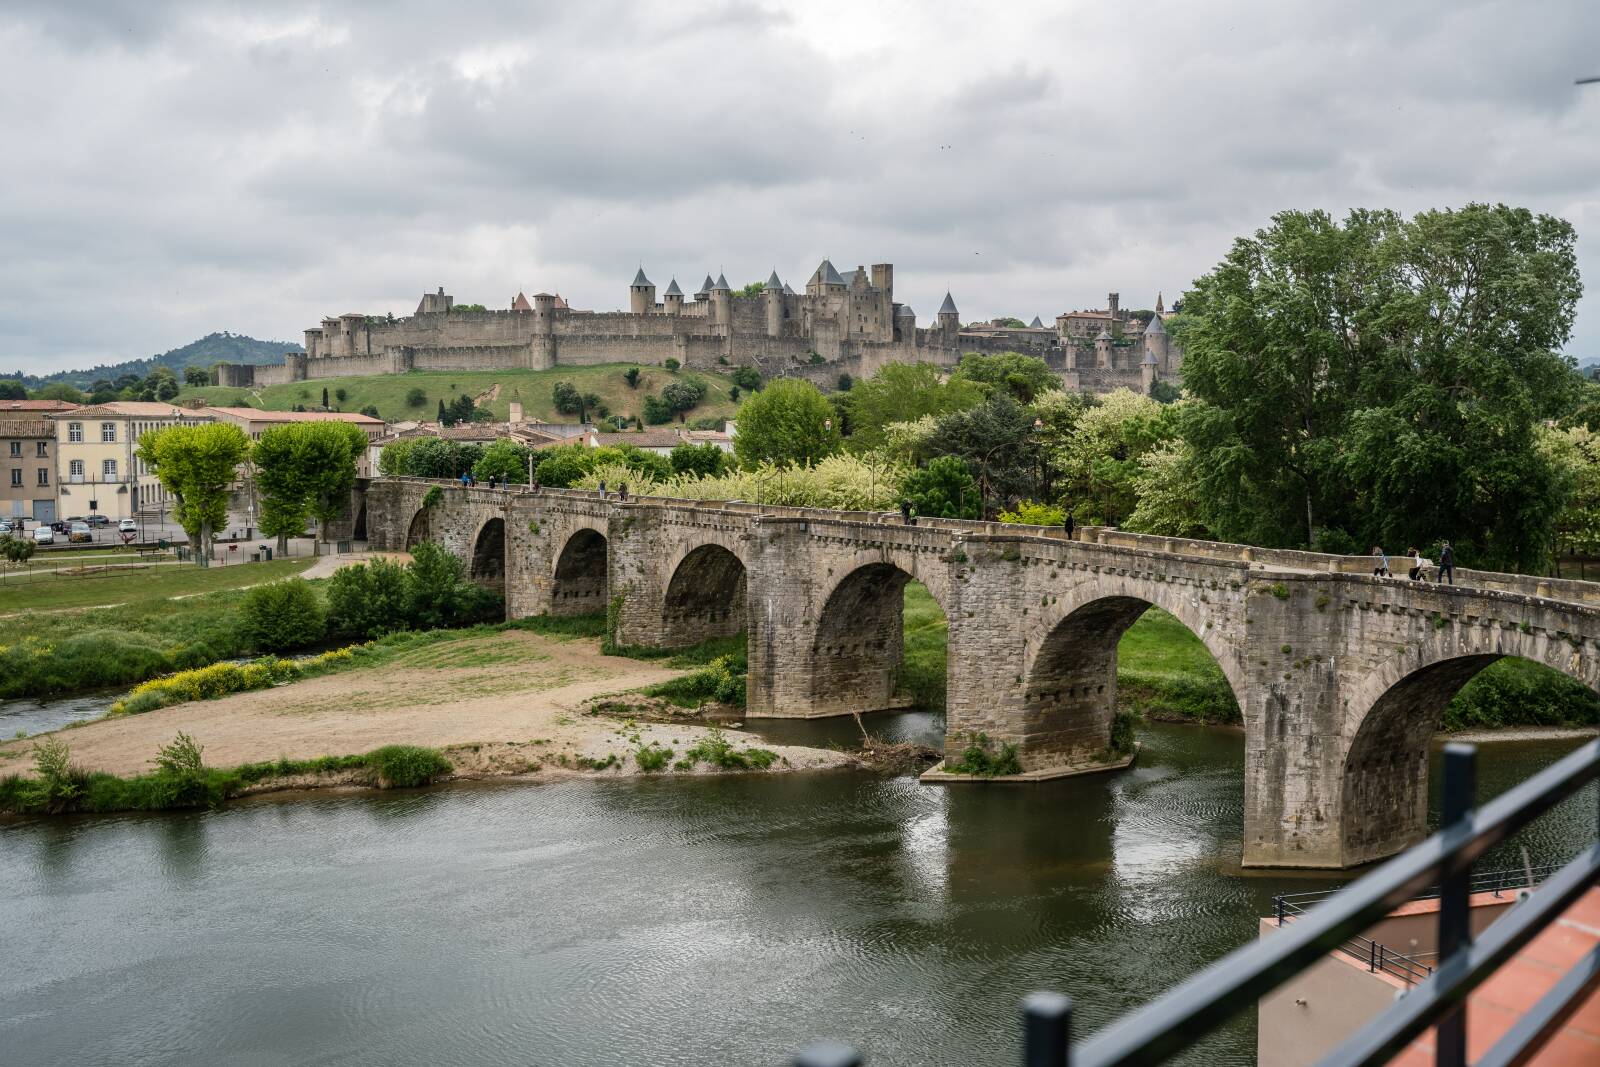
(1, 0), (1598, 374)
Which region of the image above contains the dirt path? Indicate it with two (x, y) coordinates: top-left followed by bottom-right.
(0, 629), (851, 782)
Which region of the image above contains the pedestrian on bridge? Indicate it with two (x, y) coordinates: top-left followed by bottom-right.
(1438, 540), (1455, 584)
(1064, 512), (1075, 540)
(1371, 545), (1390, 577)
(618, 483), (628, 502)
(598, 479), (607, 499)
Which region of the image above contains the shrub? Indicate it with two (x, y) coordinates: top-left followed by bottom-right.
(327, 556), (411, 639)
(239, 579), (325, 653)
(662, 379), (705, 415)
(150, 731), (223, 807)
(642, 394), (673, 424)
(664, 357), (680, 372)
(623, 367), (641, 389)
(837, 373), (853, 392)
(366, 745), (452, 787)
(634, 743), (672, 772)
(552, 380), (583, 414)
(946, 732), (1022, 776)
(406, 386), (427, 408)
(535, 450), (587, 488)
(27, 736), (86, 811)
(999, 500), (1065, 526)
(730, 366), (762, 391)
(679, 728), (776, 770)
(645, 654), (745, 707)
(1109, 712), (1137, 756)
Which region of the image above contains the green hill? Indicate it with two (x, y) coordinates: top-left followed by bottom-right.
(173, 363), (744, 427)
(5, 332), (302, 390)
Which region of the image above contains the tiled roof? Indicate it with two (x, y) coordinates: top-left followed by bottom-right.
(0, 399), (79, 412)
(204, 407), (385, 425)
(511, 292), (532, 311)
(47, 401), (204, 419)
(591, 430), (685, 448)
(0, 418), (52, 437)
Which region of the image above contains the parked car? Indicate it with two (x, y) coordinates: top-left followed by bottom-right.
(0, 519), (13, 534)
(86, 514), (112, 527)
(33, 526), (54, 545)
(68, 521), (94, 544)
(50, 520), (69, 533)
(118, 518), (138, 534)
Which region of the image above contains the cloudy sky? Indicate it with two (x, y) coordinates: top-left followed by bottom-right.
(2, 0), (1598, 373)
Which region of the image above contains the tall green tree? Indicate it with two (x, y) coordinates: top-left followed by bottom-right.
(473, 439), (531, 484)
(733, 379), (840, 467)
(138, 423), (251, 556)
(844, 362), (986, 450)
(923, 392), (1041, 517)
(950, 352), (1060, 403)
(252, 425), (311, 554)
(1180, 204), (1581, 570)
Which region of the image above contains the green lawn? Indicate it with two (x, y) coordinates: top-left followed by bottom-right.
(174, 363), (744, 426)
(0, 557), (313, 614)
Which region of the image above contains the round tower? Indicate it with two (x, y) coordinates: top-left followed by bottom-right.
(529, 292), (557, 369)
(936, 291), (960, 339)
(1143, 312), (1170, 371)
(663, 278), (684, 317)
(894, 303), (915, 342)
(1094, 328), (1112, 369)
(709, 273), (732, 328)
(629, 268), (655, 315)
(763, 270), (784, 337)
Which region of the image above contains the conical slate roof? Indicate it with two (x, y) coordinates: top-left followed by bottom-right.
(711, 273), (731, 292)
(1144, 314), (1165, 335)
(1029, 316), (1044, 328)
(631, 267), (652, 287)
(1095, 328), (1112, 340)
(663, 278), (683, 297)
(818, 259), (846, 286)
(938, 291), (958, 315)
(895, 303), (916, 318)
(1141, 350), (1159, 365)
(764, 271), (783, 291)
(783, 283), (796, 296)
(696, 274), (714, 297)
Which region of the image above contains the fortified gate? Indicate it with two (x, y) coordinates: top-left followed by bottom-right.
(364, 478), (1600, 870)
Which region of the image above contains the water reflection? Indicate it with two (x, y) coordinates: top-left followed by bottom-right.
(0, 723), (1591, 1067)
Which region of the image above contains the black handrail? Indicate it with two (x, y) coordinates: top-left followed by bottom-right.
(792, 738), (1600, 1066)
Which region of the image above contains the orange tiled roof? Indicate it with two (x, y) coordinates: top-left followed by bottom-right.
(0, 399), (79, 412)
(204, 407), (384, 424)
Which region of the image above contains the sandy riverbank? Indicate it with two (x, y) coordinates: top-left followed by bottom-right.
(1437, 725), (1599, 743)
(0, 629), (853, 784)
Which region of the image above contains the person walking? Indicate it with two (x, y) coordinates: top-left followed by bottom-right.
(1438, 540), (1455, 585)
(1371, 545), (1390, 577)
(900, 499), (912, 525)
(618, 483), (628, 502)
(1406, 546), (1423, 581)
(1063, 511), (1075, 540)
(598, 479), (607, 499)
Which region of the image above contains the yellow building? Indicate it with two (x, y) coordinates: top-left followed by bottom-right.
(47, 402), (214, 521)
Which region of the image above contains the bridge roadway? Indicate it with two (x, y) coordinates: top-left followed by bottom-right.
(361, 477), (1600, 869)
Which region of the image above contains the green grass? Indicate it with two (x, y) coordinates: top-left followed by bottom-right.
(0, 556), (313, 613)
(901, 582), (948, 709)
(1116, 607), (1241, 723)
(0, 743), (453, 815)
(173, 363), (744, 426)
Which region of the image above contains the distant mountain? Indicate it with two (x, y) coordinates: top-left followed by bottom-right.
(2, 332), (302, 389)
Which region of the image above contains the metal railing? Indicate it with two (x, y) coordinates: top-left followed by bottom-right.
(792, 739), (1600, 1066)
(1269, 863), (1564, 987)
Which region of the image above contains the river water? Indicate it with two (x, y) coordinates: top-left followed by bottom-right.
(1, 721), (1593, 1067)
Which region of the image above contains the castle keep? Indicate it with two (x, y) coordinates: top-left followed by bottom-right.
(217, 262), (1181, 395)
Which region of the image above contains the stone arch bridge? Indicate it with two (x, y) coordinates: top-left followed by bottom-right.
(365, 477), (1600, 869)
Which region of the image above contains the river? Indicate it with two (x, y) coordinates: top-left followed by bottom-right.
(1, 720), (1593, 1066)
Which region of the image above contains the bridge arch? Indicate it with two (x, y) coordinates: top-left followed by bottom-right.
(1338, 624), (1600, 866)
(661, 542), (749, 647)
(470, 517), (505, 590)
(551, 526), (608, 616)
(405, 507), (430, 549)
(1018, 584), (1242, 770)
(808, 561), (949, 717)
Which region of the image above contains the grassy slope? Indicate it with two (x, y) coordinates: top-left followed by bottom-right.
(174, 363), (743, 425)
(0, 557), (312, 614)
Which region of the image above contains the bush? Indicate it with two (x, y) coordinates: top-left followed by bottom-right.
(679, 728), (775, 770)
(670, 442), (727, 477)
(239, 579), (325, 653)
(406, 386), (427, 408)
(642, 394), (673, 424)
(624, 367), (640, 388)
(327, 556), (411, 639)
(662, 379), (705, 415)
(999, 500), (1065, 526)
(664, 357), (680, 372)
(946, 732), (1022, 776)
(535, 449), (587, 488)
(553, 380), (583, 414)
(634, 743), (672, 772)
(730, 366), (762, 391)
(26, 736), (86, 811)
(645, 654), (745, 707)
(366, 745), (452, 787)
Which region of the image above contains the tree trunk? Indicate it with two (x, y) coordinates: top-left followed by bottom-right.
(276, 531), (288, 556)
